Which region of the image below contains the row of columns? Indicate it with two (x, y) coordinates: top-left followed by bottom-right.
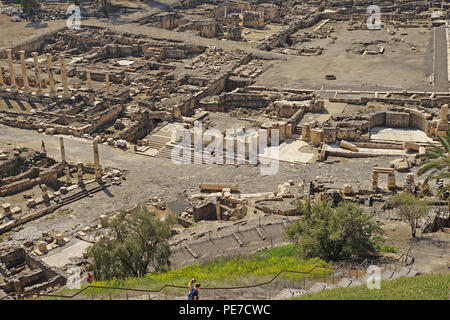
(59, 137), (102, 182)
(1, 49), (109, 96)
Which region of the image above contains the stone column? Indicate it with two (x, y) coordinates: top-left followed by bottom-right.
(86, 71), (92, 90)
(440, 104), (448, 121)
(65, 166), (72, 184)
(77, 163), (84, 185)
(93, 140), (102, 179)
(46, 53), (57, 97)
(32, 52), (41, 93)
(372, 171), (378, 191)
(216, 200), (221, 220)
(60, 55), (69, 98)
(41, 184), (50, 203)
(60, 137), (66, 164)
(0, 65), (5, 88)
(302, 123), (310, 141)
(19, 50), (30, 93)
(388, 173), (396, 190)
(6, 49), (16, 91)
(105, 72), (110, 95)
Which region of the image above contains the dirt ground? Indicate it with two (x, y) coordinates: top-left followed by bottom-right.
(382, 221), (450, 274)
(255, 21), (433, 91)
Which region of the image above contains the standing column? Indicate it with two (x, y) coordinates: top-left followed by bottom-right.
(59, 55), (69, 98)
(46, 53), (57, 97)
(372, 171), (379, 191)
(105, 72), (110, 95)
(19, 50), (30, 93)
(441, 104), (448, 121)
(60, 137), (66, 164)
(65, 166), (72, 184)
(86, 70), (92, 90)
(93, 140), (102, 179)
(0, 65), (5, 88)
(6, 49), (16, 91)
(32, 52), (42, 93)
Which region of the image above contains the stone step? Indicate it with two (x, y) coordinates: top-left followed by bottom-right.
(337, 278), (353, 288)
(381, 270), (395, 280)
(307, 282), (327, 293)
(273, 288), (306, 300)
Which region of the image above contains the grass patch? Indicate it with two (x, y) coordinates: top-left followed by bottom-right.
(292, 274), (450, 300)
(50, 245), (331, 299)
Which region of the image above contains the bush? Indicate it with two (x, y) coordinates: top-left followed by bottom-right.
(285, 200), (383, 261)
(88, 205), (175, 280)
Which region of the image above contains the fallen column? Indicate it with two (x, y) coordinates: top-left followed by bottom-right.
(340, 140), (358, 151)
(199, 183), (238, 192)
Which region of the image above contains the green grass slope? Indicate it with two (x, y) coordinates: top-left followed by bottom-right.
(292, 274), (450, 300)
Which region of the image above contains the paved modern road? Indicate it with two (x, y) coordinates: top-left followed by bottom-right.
(433, 27), (449, 92)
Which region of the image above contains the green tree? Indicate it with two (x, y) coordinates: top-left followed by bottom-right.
(88, 205), (175, 280)
(21, 0), (40, 18)
(417, 129), (450, 194)
(285, 200), (383, 261)
(389, 194), (429, 238)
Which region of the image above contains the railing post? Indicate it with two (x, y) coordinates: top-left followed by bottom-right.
(303, 276), (306, 289)
(126, 291), (128, 300)
(323, 270), (326, 283)
(293, 274), (295, 288)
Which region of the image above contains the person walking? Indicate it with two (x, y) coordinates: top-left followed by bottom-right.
(187, 278), (196, 300)
(192, 283), (201, 300)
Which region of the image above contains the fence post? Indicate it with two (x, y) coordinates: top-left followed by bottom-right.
(356, 269), (358, 280)
(293, 274), (295, 288)
(323, 270), (326, 283)
(91, 293), (94, 300)
(303, 276), (306, 289)
(332, 271), (334, 284)
(283, 273), (286, 288)
(126, 291), (128, 300)
(110, 292), (112, 300)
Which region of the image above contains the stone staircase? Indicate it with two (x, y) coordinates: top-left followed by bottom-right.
(273, 266), (418, 300)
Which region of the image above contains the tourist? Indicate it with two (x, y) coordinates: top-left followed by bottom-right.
(187, 278), (196, 299)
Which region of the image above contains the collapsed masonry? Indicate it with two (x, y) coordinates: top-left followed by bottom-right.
(0, 138), (123, 236)
(0, 247), (66, 299)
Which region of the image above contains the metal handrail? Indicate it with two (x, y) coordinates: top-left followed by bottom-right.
(35, 258), (382, 299)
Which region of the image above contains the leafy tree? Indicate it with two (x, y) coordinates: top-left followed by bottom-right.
(389, 194), (429, 238)
(285, 200), (383, 261)
(88, 205), (175, 280)
(21, 0), (40, 18)
(417, 129), (450, 194)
